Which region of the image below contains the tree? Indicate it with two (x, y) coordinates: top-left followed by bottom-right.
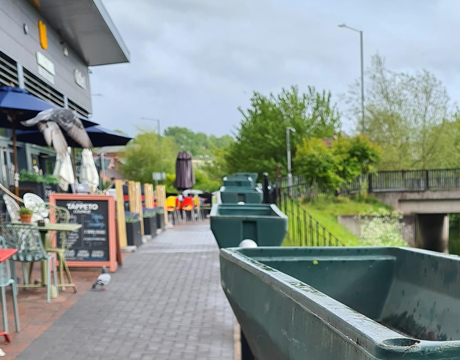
(119, 130), (178, 183)
(200, 146), (230, 183)
(347, 54), (454, 170)
(332, 135), (381, 196)
(226, 86), (341, 178)
(294, 138), (343, 194)
(164, 127), (234, 158)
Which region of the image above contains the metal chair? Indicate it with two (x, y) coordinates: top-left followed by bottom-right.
(0, 236), (19, 342)
(166, 196), (180, 225)
(23, 193), (48, 223)
(193, 197), (202, 221)
(1, 224), (58, 303)
(23, 197), (74, 292)
(3, 194), (20, 222)
(181, 197), (195, 222)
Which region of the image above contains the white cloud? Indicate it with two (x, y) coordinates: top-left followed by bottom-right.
(91, 0), (460, 136)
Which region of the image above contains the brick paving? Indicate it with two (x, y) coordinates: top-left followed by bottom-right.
(15, 221), (235, 360)
(1, 265), (100, 359)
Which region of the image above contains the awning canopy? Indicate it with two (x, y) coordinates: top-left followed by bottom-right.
(29, 0), (130, 66)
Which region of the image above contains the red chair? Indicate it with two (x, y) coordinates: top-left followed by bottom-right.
(181, 197), (195, 222)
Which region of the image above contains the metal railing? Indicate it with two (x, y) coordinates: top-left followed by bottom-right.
(277, 191), (344, 247)
(284, 168), (460, 193)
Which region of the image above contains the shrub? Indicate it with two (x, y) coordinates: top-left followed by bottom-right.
(357, 209), (406, 246)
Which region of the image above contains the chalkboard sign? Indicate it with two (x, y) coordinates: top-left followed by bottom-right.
(50, 194), (117, 272)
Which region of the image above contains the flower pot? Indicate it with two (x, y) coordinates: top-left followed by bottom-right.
(20, 214), (33, 224)
(143, 216), (157, 237)
(126, 220), (142, 247)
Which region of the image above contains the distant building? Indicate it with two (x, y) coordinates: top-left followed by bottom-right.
(0, 0), (129, 187)
(95, 146), (128, 182)
(321, 132), (339, 147)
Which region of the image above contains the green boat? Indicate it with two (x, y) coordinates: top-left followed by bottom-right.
(220, 247), (460, 359)
(210, 204), (287, 248)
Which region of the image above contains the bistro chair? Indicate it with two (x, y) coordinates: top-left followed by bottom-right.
(23, 193), (48, 223)
(23, 193), (73, 291)
(1, 224), (58, 303)
(166, 196), (180, 225)
(193, 197), (202, 221)
(3, 194), (20, 223)
(181, 197), (195, 222)
(0, 236), (19, 341)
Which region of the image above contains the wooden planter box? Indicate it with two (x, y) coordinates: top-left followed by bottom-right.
(126, 221), (142, 247)
(143, 216), (157, 237)
(13, 182), (59, 201)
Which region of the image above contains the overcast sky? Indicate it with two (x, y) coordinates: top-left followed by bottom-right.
(90, 0), (460, 137)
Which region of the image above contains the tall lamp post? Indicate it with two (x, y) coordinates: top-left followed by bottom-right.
(286, 127), (296, 188)
(338, 23), (365, 134)
(141, 117), (162, 173)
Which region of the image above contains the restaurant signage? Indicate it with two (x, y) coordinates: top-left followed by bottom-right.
(50, 194), (117, 272)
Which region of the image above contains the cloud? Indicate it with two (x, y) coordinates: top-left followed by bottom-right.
(91, 0), (460, 136)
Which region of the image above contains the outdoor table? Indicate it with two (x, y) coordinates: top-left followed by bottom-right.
(36, 223), (81, 292)
(0, 249), (17, 342)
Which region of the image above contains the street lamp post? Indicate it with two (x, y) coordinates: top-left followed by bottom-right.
(338, 23), (365, 134)
(141, 117), (162, 172)
(286, 127), (296, 189)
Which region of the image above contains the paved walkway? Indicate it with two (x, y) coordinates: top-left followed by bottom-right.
(16, 222), (235, 360)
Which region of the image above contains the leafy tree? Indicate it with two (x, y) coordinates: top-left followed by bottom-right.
(119, 130), (178, 184)
(164, 127), (234, 158)
(226, 86), (341, 178)
(294, 138), (343, 193)
(347, 54), (453, 170)
(332, 135), (381, 182)
(200, 146), (230, 183)
(194, 169), (221, 192)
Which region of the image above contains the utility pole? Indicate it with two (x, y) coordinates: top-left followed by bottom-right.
(338, 23), (365, 134)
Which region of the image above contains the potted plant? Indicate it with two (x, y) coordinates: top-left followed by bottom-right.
(15, 171), (59, 200)
(19, 207), (34, 223)
(143, 208), (157, 238)
(125, 212), (142, 247)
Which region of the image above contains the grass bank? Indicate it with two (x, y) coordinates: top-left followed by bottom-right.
(281, 194), (392, 247)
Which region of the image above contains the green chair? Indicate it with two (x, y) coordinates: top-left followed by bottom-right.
(1, 224), (58, 303)
(0, 236), (19, 341)
(24, 196), (75, 292)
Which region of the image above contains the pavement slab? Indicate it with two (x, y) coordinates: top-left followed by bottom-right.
(15, 222), (234, 360)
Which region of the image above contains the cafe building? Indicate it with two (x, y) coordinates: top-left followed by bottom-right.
(0, 0), (129, 187)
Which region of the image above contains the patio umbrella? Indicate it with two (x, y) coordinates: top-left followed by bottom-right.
(0, 86), (97, 194)
(16, 125), (132, 148)
(54, 148), (75, 192)
(173, 151), (195, 191)
(79, 149), (99, 188)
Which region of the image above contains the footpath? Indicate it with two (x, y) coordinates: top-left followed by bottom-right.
(16, 222), (235, 360)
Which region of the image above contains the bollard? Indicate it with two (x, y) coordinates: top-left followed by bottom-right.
(262, 172), (270, 204)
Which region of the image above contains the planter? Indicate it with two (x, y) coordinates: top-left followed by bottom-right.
(43, 184), (59, 201)
(19, 214), (33, 223)
(155, 207), (165, 230)
(143, 216), (157, 237)
(126, 221), (142, 247)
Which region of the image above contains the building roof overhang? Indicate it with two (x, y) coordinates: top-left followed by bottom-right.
(29, 0), (130, 66)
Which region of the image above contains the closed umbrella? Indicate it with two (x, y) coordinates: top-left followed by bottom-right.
(54, 148), (75, 192)
(173, 151), (195, 191)
(79, 149), (99, 188)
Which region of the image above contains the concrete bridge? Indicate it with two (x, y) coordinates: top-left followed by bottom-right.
(365, 169), (460, 253)
(286, 169), (460, 253)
